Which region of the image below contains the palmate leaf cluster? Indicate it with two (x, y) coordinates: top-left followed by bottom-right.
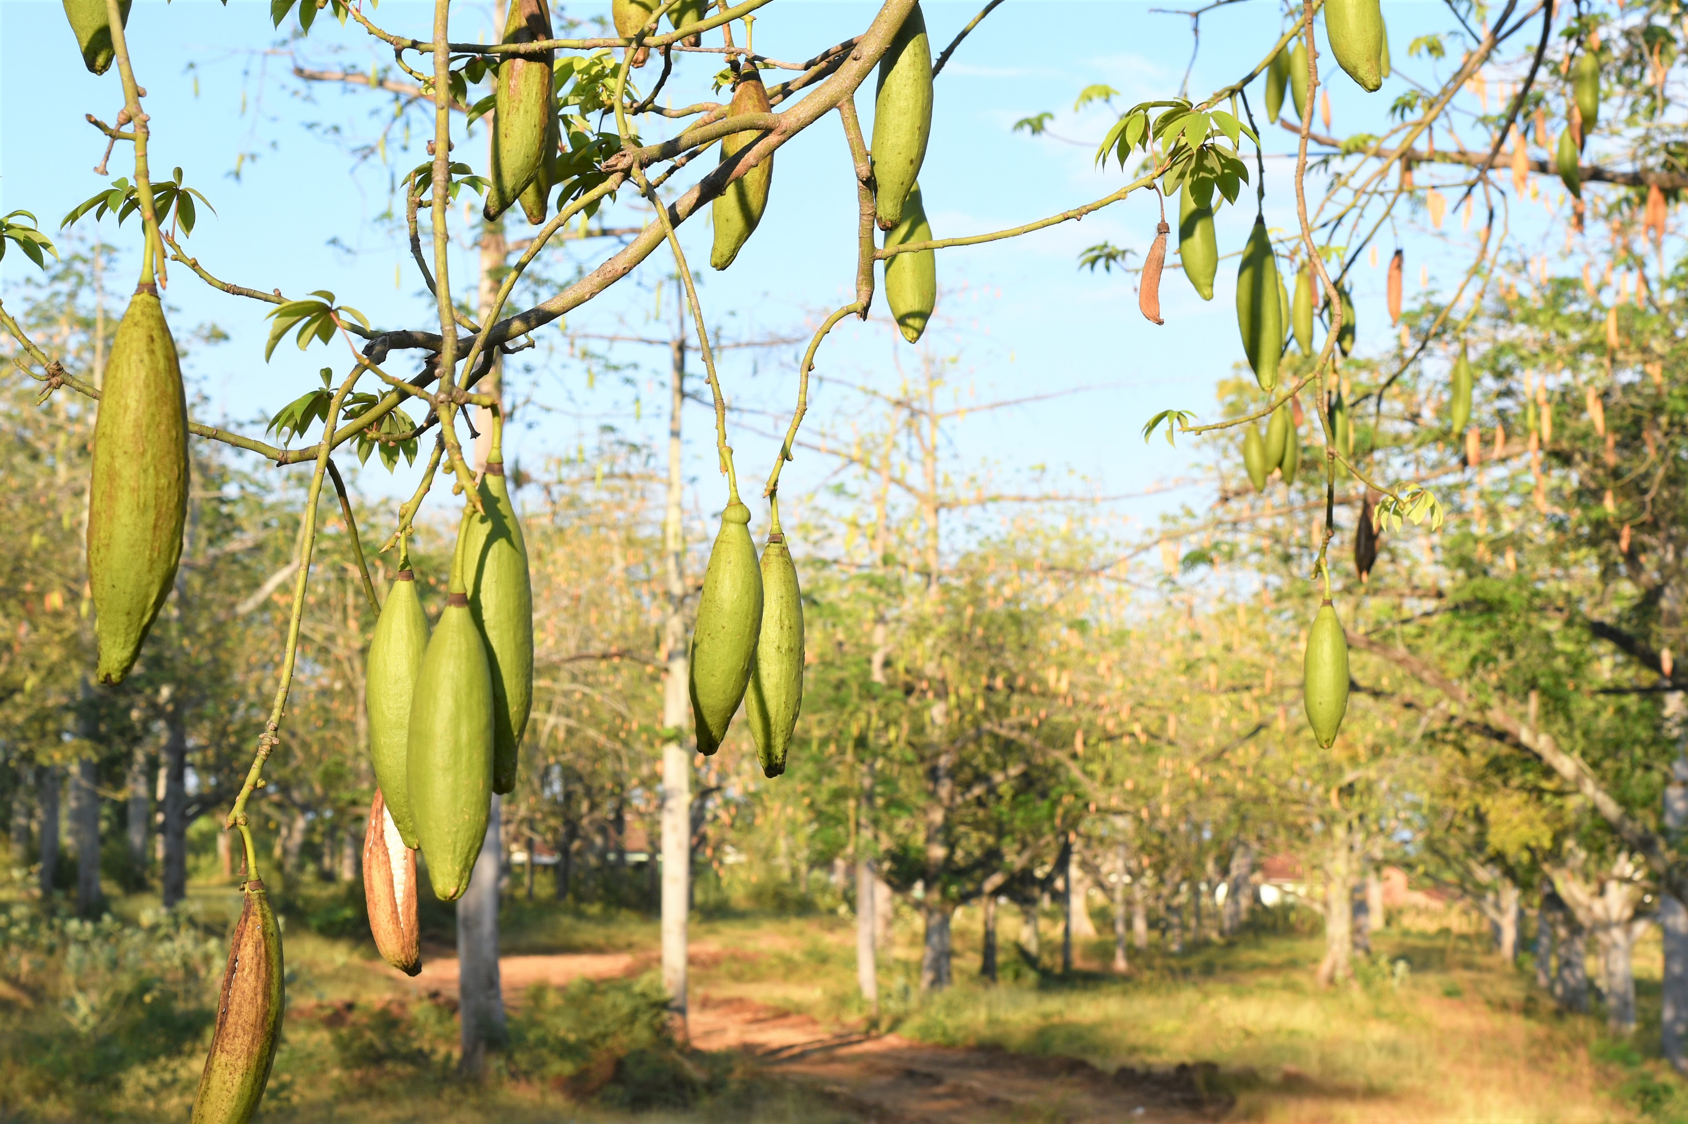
(61, 169), (214, 238)
(265, 367), (417, 469)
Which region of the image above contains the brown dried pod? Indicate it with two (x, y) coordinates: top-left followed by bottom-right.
(1139, 221), (1169, 325)
(1386, 249), (1403, 325)
(1355, 492), (1379, 582)
(192, 877), (284, 1124)
(362, 788), (421, 977)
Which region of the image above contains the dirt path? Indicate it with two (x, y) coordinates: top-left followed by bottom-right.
(399, 951), (1231, 1122)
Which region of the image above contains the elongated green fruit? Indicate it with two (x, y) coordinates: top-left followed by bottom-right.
(1265, 42), (1291, 123)
(872, 2), (933, 231)
(1379, 21), (1391, 79)
(1236, 217), (1283, 393)
(1574, 49), (1600, 139)
(1242, 425), (1269, 493)
(366, 556), (430, 849)
(1557, 126), (1582, 198)
(711, 70), (775, 271)
(1179, 182), (1217, 301)
(363, 789), (421, 977)
(484, 0), (554, 222)
(1281, 410), (1302, 485)
(1276, 265), (1291, 350)
(1325, 0), (1385, 92)
(745, 533), (804, 778)
(667, 0), (706, 35)
(612, 0), (656, 37)
(1335, 285), (1356, 357)
(191, 878), (283, 1124)
(1450, 346), (1473, 436)
(63, 0), (130, 75)
(1265, 403), (1290, 468)
(1289, 41), (1310, 123)
(690, 501), (764, 755)
(407, 565), (494, 901)
(89, 286), (188, 686)
(1303, 601), (1350, 748)
(884, 181), (936, 343)
(458, 457), (533, 796)
(517, 103), (559, 226)
(1292, 264), (1315, 355)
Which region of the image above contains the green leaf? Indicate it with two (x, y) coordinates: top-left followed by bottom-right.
(1014, 112), (1055, 136)
(1073, 84), (1119, 111)
(1142, 409), (1197, 446)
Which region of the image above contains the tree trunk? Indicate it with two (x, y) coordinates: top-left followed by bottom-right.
(1555, 915), (1590, 1013)
(342, 826), (360, 884)
(980, 891), (998, 982)
(8, 768), (29, 862)
(1133, 877), (1149, 951)
(1316, 819), (1353, 986)
(1167, 899), (1184, 954)
(1061, 846), (1074, 973)
(1598, 920), (1643, 1034)
(856, 856), (879, 1008)
(874, 876), (894, 950)
(126, 744), (150, 877)
(283, 809), (307, 875)
(1222, 841), (1253, 936)
(556, 820), (574, 901)
(38, 766), (60, 896)
(1069, 857), (1098, 941)
(457, 794), (506, 1077)
(1664, 714), (1688, 1070)
(1351, 879), (1371, 956)
(660, 747), (690, 1030)
(1534, 904), (1554, 991)
(73, 757), (102, 918)
(1020, 901), (1040, 962)
(1113, 839), (1130, 973)
(658, 285), (691, 1034)
(160, 704), (188, 907)
(1494, 879), (1521, 963)
(920, 903), (952, 992)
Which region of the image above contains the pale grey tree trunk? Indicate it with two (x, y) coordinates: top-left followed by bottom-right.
(1316, 818), (1353, 986)
(126, 744), (149, 876)
(1222, 841), (1253, 936)
(1600, 920), (1645, 1034)
(874, 876), (894, 950)
(341, 826), (359, 883)
(919, 904), (952, 992)
(856, 856), (879, 1007)
(1534, 904), (1554, 991)
(38, 765), (60, 897)
(1494, 879), (1521, 963)
(1663, 698), (1688, 1070)
(160, 703), (188, 907)
(1020, 901), (1040, 962)
(1132, 877), (1149, 950)
(458, 794), (506, 1076)
(980, 891), (998, 982)
(658, 283), (692, 1036)
(1114, 838), (1130, 972)
(1556, 915), (1590, 1013)
(73, 757), (102, 917)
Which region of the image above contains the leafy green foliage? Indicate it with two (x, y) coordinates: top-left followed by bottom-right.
(0, 211), (57, 269)
(1142, 408), (1197, 445)
(411, 161), (489, 206)
(60, 169), (214, 237)
(1077, 242), (1135, 273)
(264, 292), (368, 362)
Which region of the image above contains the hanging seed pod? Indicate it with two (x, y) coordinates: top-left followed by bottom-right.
(1557, 126), (1582, 198)
(407, 538), (495, 902)
(666, 0), (706, 40)
(191, 877), (284, 1124)
(517, 104), (559, 226)
(483, 0), (554, 222)
(89, 284), (189, 686)
(1355, 494), (1379, 581)
(1179, 181), (1218, 301)
(1281, 407), (1302, 485)
(1379, 20), (1391, 79)
(365, 550), (430, 849)
(1265, 41), (1292, 123)
(1573, 47), (1601, 142)
(1236, 217), (1283, 392)
(363, 789), (421, 976)
(611, 0), (655, 64)
(1387, 249), (1403, 325)
(1292, 263), (1315, 355)
(872, 2), (933, 231)
(1242, 425), (1270, 493)
(1265, 402), (1291, 468)
(1139, 220), (1169, 325)
(690, 500), (764, 755)
(884, 181), (937, 342)
(1335, 284), (1356, 357)
(1325, 0), (1386, 92)
(458, 455), (533, 796)
(63, 0), (130, 74)
(1303, 600), (1350, 748)
(745, 530), (804, 778)
(710, 69), (776, 271)
(1329, 390), (1352, 465)
(1276, 264), (1291, 350)
(1289, 40), (1310, 123)
(1450, 345), (1473, 436)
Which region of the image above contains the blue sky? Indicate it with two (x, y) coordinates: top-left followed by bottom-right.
(2, 0), (1517, 554)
